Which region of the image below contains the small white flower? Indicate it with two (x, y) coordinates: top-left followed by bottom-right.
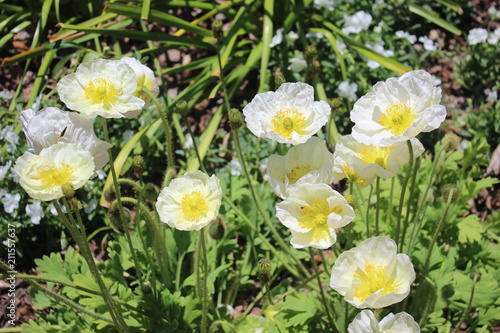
(20, 107), (112, 174)
(338, 81), (358, 102)
(488, 6), (499, 19)
(121, 57), (159, 108)
(26, 201), (45, 225)
(1, 126), (19, 153)
(270, 28), (284, 48)
(348, 310), (420, 333)
(486, 90), (498, 103)
(155, 171), (222, 231)
(305, 31), (324, 39)
(14, 143), (95, 201)
(123, 129), (134, 143)
(313, 0), (339, 11)
(57, 59), (145, 118)
(330, 236), (416, 309)
(488, 28), (500, 44)
(183, 135), (194, 150)
(0, 91), (13, 100)
(373, 22), (384, 34)
(351, 70), (447, 146)
(243, 82), (330, 145)
(0, 190), (7, 198)
(366, 42), (394, 69)
(467, 28), (488, 45)
(336, 40), (347, 55)
(49, 203), (67, 216)
(342, 11), (372, 35)
(276, 183), (355, 249)
(396, 30), (417, 44)
(84, 198), (98, 214)
(2, 193), (21, 214)
(96, 169), (107, 180)
(266, 137), (335, 198)
(228, 160), (242, 176)
(288, 54), (307, 73)
(418, 36), (437, 51)
(287, 31), (299, 42)
(0, 161), (12, 181)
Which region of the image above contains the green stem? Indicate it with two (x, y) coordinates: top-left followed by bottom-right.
(365, 184), (373, 238)
(141, 87), (176, 187)
(265, 284), (275, 306)
(201, 229), (209, 333)
(309, 248), (334, 328)
(421, 189), (456, 278)
(401, 156), (420, 252)
(454, 273), (478, 333)
(375, 177), (381, 236)
(395, 140), (414, 247)
(53, 200), (129, 332)
(183, 114), (207, 174)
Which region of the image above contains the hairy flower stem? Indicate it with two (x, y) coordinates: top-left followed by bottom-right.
(395, 140), (414, 247)
(309, 248), (334, 328)
(53, 200), (129, 333)
(365, 184), (373, 238)
(375, 177), (381, 235)
(102, 120), (145, 285)
(141, 87), (176, 187)
(182, 114), (207, 174)
(195, 229), (209, 333)
(421, 189), (455, 279)
(400, 157), (421, 252)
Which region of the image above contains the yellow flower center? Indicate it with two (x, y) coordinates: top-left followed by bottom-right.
(358, 146), (394, 169)
(180, 190), (209, 221)
(85, 78), (119, 109)
(38, 164), (75, 188)
(287, 165), (313, 184)
(271, 108), (307, 140)
(342, 165), (367, 187)
(378, 104), (415, 136)
(299, 200), (343, 241)
(353, 264), (400, 302)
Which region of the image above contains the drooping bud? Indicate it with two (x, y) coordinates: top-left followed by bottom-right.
(176, 100), (189, 117)
(142, 183), (159, 201)
(132, 155), (145, 174)
(229, 108), (244, 131)
(104, 186), (117, 203)
(212, 20), (224, 40)
(442, 184), (459, 203)
(108, 201), (131, 231)
(274, 74), (286, 90)
(209, 215), (226, 240)
(442, 133), (461, 152)
(61, 183), (75, 199)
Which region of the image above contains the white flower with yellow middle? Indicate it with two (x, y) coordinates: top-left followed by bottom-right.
(121, 57), (159, 108)
(333, 135), (424, 181)
(330, 236), (415, 309)
(348, 310), (420, 333)
(57, 59), (145, 118)
(266, 137), (335, 198)
(14, 143), (95, 201)
(155, 171), (222, 231)
(276, 183), (355, 249)
(20, 107), (112, 174)
(350, 70), (446, 146)
(243, 82), (330, 145)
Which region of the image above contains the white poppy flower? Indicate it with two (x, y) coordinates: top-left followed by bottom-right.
(155, 171), (222, 231)
(330, 236), (415, 309)
(348, 310), (420, 333)
(121, 57), (159, 108)
(350, 70), (447, 146)
(243, 82), (330, 145)
(14, 143), (95, 201)
(333, 135), (424, 180)
(20, 107), (112, 174)
(266, 137), (335, 198)
(276, 183), (355, 249)
(57, 59), (145, 118)
(333, 153), (374, 188)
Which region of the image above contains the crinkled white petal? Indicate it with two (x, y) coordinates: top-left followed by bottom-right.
(348, 310), (420, 333)
(121, 57), (159, 108)
(330, 236), (415, 309)
(266, 137), (335, 198)
(276, 183), (355, 249)
(348, 310), (381, 333)
(243, 82), (330, 145)
(14, 143), (95, 201)
(20, 107), (112, 174)
(155, 170), (222, 231)
(57, 59), (145, 118)
(350, 70), (446, 146)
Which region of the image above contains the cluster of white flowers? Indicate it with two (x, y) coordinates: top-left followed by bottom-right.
(269, 28), (299, 48)
(0, 125), (19, 153)
(342, 11), (372, 35)
(418, 36), (437, 51)
(468, 27), (500, 45)
(396, 30), (417, 44)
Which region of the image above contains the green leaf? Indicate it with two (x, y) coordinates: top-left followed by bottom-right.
(408, 2), (462, 35)
(457, 215), (484, 244)
(34, 252), (72, 285)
